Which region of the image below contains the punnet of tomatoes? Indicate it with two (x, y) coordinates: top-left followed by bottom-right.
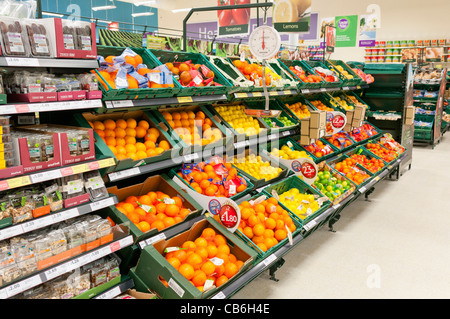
(313, 68), (339, 82)
(334, 157), (371, 185)
(349, 153), (385, 174)
(325, 132), (354, 150)
(365, 143), (398, 163)
(175, 156), (248, 198)
(303, 140), (335, 159)
(289, 66), (322, 83)
(165, 61), (222, 88)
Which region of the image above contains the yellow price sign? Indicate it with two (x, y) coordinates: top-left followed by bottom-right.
(235, 93), (248, 99)
(7, 176), (31, 189)
(98, 158), (116, 168)
(177, 96), (193, 103)
(71, 164), (88, 175)
(252, 92), (262, 97)
(270, 91), (279, 96)
(283, 90), (292, 95)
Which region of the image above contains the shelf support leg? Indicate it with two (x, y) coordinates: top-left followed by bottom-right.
(269, 258), (285, 282)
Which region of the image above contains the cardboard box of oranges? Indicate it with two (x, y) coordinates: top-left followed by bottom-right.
(150, 105), (228, 154)
(106, 174), (203, 245)
(72, 110), (180, 173)
(130, 215), (257, 299)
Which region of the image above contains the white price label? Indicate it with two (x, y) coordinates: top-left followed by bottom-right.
(262, 253), (277, 267)
(30, 169), (62, 183)
(168, 278), (185, 298)
(113, 100), (134, 108)
(5, 57), (38, 67)
(96, 286), (122, 299)
(109, 168), (140, 181)
(0, 225), (23, 241)
(90, 197), (115, 211)
(45, 264), (67, 280)
(333, 203), (341, 209)
(359, 186), (367, 193)
(140, 233), (166, 249)
(303, 219), (317, 232)
(211, 291), (226, 299)
(117, 235), (133, 250)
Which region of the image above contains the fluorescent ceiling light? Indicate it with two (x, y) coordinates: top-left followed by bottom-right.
(42, 11), (64, 17)
(92, 5), (116, 11)
(172, 8), (191, 13)
(132, 11), (155, 17)
(134, 0), (156, 6)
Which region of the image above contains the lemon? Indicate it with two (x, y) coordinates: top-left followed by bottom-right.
(273, 0), (299, 23)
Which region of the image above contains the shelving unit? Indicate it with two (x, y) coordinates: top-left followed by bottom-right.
(362, 63), (414, 172)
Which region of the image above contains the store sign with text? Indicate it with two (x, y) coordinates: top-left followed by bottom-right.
(335, 15), (358, 47)
(359, 13), (377, 47)
(217, 0), (251, 37)
(272, 0), (312, 33)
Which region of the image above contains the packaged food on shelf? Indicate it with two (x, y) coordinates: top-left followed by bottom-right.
(52, 18), (97, 59)
(47, 229), (68, 256)
(0, 262), (22, 286)
(52, 277), (75, 299)
(83, 171), (108, 202)
(105, 254), (121, 281)
(0, 17), (30, 57)
(59, 174), (86, 200)
(6, 193), (34, 224)
(23, 19), (52, 57)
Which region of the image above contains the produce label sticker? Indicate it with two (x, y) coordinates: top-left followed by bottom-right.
(168, 278), (185, 298)
(326, 111), (347, 136)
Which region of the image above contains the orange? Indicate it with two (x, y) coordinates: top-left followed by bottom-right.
(201, 228), (216, 241)
(214, 234), (227, 246)
(114, 127), (126, 139)
(104, 129), (115, 138)
(156, 203), (167, 214)
(146, 133), (158, 143)
(121, 202), (135, 214)
(263, 229), (275, 239)
(179, 263), (195, 280)
(151, 220), (165, 231)
(204, 187), (216, 197)
(95, 129), (105, 138)
(116, 119), (127, 129)
(195, 247), (208, 260)
(254, 204), (266, 214)
(243, 226), (254, 239)
(126, 74), (139, 89)
(206, 245), (218, 258)
(182, 241), (197, 250)
(252, 223), (265, 237)
(192, 270), (207, 287)
(125, 196), (139, 207)
(216, 244), (230, 255)
(165, 204), (180, 217)
(215, 252), (229, 264)
(124, 136), (136, 145)
(148, 127), (160, 138)
(224, 262), (238, 279)
(93, 121), (105, 131)
(265, 203), (277, 215)
(146, 149), (157, 157)
(179, 63), (190, 72)
(127, 152), (137, 161)
(216, 275), (228, 287)
(144, 140), (156, 149)
(125, 144), (137, 154)
(163, 217), (176, 228)
(135, 142), (146, 152)
(274, 229), (287, 241)
(264, 217), (276, 230)
(104, 119), (116, 130)
(108, 145), (118, 155)
(173, 250), (188, 263)
(194, 237), (208, 248)
(126, 118), (137, 129)
(275, 219), (285, 230)
(127, 212), (140, 224)
(186, 253), (202, 267)
(134, 207), (147, 219)
(138, 221), (151, 232)
(264, 237), (276, 249)
(257, 243), (268, 252)
(125, 127), (136, 138)
(166, 257), (181, 271)
(199, 179), (210, 190)
(116, 138), (126, 148)
(136, 151), (147, 160)
(105, 137), (116, 147)
(171, 196), (183, 208)
(247, 214), (259, 227)
(135, 126), (147, 139)
(201, 261), (216, 276)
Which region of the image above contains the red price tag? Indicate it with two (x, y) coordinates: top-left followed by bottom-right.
(219, 205), (238, 229)
(60, 167), (74, 176)
(332, 115), (345, 129)
(301, 162), (317, 179)
(88, 161), (100, 170)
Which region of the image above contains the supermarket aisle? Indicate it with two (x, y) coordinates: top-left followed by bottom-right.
(233, 135), (450, 299)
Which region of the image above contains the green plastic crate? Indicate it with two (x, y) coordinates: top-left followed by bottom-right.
(235, 193), (302, 258)
(262, 175), (332, 226)
(298, 138), (341, 163)
(264, 58), (300, 90)
(168, 164), (254, 202)
(147, 49), (233, 97)
(149, 104), (228, 156)
(363, 137), (405, 166)
(312, 161), (357, 206)
(326, 60), (363, 86)
(413, 114), (434, 141)
(231, 148), (290, 189)
(276, 95), (318, 122)
(95, 46), (182, 101)
(205, 55), (255, 92)
(71, 110), (182, 174)
(326, 154), (374, 190)
(243, 99), (299, 133)
(302, 60), (344, 88)
(344, 146), (388, 176)
(279, 59), (324, 89)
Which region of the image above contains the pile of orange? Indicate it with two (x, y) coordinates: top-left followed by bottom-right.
(334, 157), (371, 185)
(176, 159), (248, 198)
(115, 191), (192, 233)
(161, 109), (223, 146)
(95, 51), (175, 90)
(163, 227), (244, 291)
(89, 118), (171, 160)
(232, 59), (278, 86)
(309, 100), (334, 112)
(237, 197), (296, 253)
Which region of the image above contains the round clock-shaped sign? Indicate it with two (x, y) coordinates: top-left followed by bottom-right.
(248, 25), (282, 60)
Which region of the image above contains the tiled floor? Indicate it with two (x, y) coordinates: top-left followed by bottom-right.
(232, 133), (450, 299)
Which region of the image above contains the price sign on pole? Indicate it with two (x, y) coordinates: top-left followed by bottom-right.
(172, 175), (241, 233)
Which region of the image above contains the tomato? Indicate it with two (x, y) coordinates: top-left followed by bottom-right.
(231, 0), (250, 25)
(218, 0), (233, 27)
